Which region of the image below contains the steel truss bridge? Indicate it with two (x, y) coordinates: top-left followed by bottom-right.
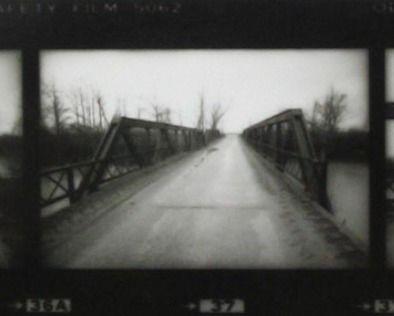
(40, 109), (368, 268)
(243, 109), (329, 209)
(40, 109), (329, 210)
(40, 117), (221, 208)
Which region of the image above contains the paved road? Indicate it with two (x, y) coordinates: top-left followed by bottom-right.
(47, 135), (365, 268)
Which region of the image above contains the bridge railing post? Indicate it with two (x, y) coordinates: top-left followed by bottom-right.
(145, 127), (153, 166)
(316, 154), (330, 210)
(67, 167), (76, 204)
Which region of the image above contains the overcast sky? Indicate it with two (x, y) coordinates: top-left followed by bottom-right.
(41, 49), (368, 134)
(0, 51), (21, 135)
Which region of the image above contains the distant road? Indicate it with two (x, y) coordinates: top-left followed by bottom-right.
(47, 135), (365, 268)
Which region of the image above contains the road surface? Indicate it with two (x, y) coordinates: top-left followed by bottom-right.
(46, 135), (365, 268)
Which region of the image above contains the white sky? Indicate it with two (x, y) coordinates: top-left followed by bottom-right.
(41, 49), (368, 133)
(0, 51), (21, 135)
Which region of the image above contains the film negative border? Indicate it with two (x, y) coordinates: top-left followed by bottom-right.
(0, 1), (392, 315)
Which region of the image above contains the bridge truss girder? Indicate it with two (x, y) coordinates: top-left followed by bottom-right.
(75, 117), (218, 201)
(39, 116), (221, 208)
(243, 109), (329, 209)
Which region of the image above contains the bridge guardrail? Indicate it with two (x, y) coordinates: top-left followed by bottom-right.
(242, 109), (329, 208)
(40, 116), (221, 209)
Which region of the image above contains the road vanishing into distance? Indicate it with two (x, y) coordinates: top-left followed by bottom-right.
(45, 135), (366, 269)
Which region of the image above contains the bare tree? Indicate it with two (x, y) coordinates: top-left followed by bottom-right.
(151, 104), (163, 122)
(309, 88), (348, 157)
(150, 104), (171, 123)
(68, 87), (108, 131)
(96, 93), (109, 129)
(210, 103), (227, 131)
(312, 88), (347, 135)
(69, 88), (87, 126)
(42, 83), (71, 135)
(196, 94), (205, 130)
(163, 108), (171, 123)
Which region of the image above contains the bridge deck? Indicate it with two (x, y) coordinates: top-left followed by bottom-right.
(45, 135), (365, 268)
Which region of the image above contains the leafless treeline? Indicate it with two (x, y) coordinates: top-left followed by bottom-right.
(196, 94), (227, 131)
(41, 83), (228, 135)
(309, 87), (347, 136)
(41, 83), (109, 135)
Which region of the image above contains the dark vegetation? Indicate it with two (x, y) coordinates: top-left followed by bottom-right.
(0, 134), (22, 219)
(307, 88), (368, 163)
(40, 125), (104, 168)
(0, 177), (22, 218)
(41, 85), (227, 168)
(0, 134), (22, 175)
(0, 135), (23, 259)
(310, 128), (368, 162)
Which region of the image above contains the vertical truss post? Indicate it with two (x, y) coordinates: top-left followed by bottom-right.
(185, 130), (190, 151)
(276, 123), (283, 170)
(190, 130), (194, 150)
(175, 129), (180, 152)
(258, 128), (263, 152)
(267, 125), (273, 161)
(290, 114), (319, 200)
(145, 127), (153, 165)
(173, 129), (178, 153)
(76, 117), (123, 198)
(161, 128), (176, 156)
(196, 131), (202, 148)
(121, 130), (145, 167)
(182, 130), (189, 151)
(260, 127), (266, 154)
(153, 128), (162, 162)
(67, 168), (76, 204)
(201, 130), (206, 147)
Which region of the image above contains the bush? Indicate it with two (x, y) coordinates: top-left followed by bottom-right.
(0, 134), (22, 176)
(40, 126), (104, 167)
(0, 177), (23, 220)
(309, 128), (368, 162)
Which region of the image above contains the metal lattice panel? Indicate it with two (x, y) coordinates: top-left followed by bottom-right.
(40, 116), (221, 208)
(243, 109), (327, 207)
